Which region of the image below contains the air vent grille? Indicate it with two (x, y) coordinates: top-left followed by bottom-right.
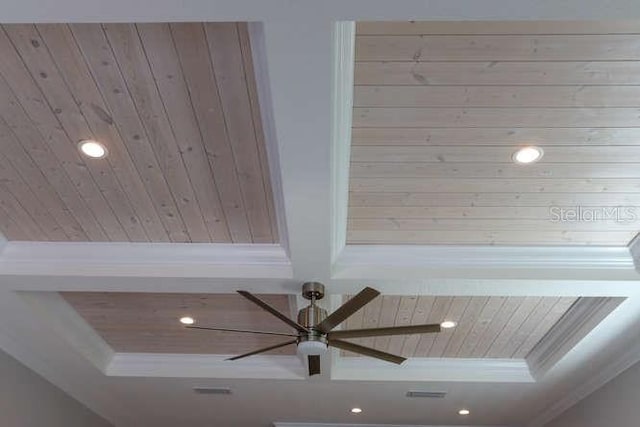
(406, 390), (447, 399)
(193, 387), (232, 395)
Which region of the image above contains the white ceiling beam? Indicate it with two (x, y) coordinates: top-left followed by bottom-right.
(334, 245), (640, 282)
(4, 0), (640, 22)
(0, 242), (291, 278)
(257, 19), (336, 281)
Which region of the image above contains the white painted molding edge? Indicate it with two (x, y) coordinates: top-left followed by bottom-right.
(330, 21), (355, 265)
(248, 22), (290, 256)
(628, 232), (640, 272)
(527, 297), (640, 427)
(527, 297), (625, 379)
(332, 357), (534, 383)
(274, 423), (511, 427)
(0, 242), (292, 278)
(18, 292), (114, 372)
(106, 353), (305, 379)
(336, 245), (635, 271)
(528, 333), (640, 427)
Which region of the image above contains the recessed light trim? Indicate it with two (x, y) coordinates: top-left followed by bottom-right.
(351, 408), (362, 414)
(458, 409), (470, 416)
(179, 316), (195, 325)
(78, 140), (108, 159)
(512, 146), (543, 164)
(440, 320), (457, 329)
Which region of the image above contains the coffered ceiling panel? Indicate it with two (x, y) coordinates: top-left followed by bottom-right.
(0, 23), (277, 243)
(342, 295), (581, 359)
(348, 21), (640, 245)
(61, 292), (295, 355)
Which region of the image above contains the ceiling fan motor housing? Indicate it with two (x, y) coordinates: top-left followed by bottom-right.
(298, 282), (329, 352)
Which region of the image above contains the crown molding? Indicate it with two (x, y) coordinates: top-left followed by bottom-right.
(333, 245), (640, 284)
(527, 297), (625, 379)
(247, 22), (289, 255)
(527, 296), (640, 426)
(332, 356), (533, 383)
(274, 423), (511, 427)
(0, 242), (292, 278)
(329, 21), (355, 264)
(18, 291), (114, 372)
(106, 353), (305, 379)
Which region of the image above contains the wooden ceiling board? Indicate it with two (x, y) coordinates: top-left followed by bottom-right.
(0, 23), (277, 243)
(349, 20), (640, 245)
(342, 295), (580, 359)
(61, 292), (295, 355)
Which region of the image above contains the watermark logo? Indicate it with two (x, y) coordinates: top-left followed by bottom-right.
(549, 206), (638, 223)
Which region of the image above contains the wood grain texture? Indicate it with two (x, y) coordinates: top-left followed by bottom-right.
(61, 292), (295, 355)
(343, 295), (579, 359)
(349, 21), (640, 245)
(0, 23), (277, 243)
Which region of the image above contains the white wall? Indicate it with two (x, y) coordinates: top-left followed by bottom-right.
(545, 359), (640, 427)
(0, 348), (113, 427)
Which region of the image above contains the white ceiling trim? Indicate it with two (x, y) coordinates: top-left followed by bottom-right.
(334, 245), (639, 282)
(258, 19), (334, 281)
(332, 357), (533, 383)
(4, 0), (640, 22)
(527, 297), (624, 379)
(526, 296), (640, 427)
(106, 353), (305, 379)
(274, 423), (511, 427)
(0, 241), (292, 278)
(330, 21), (355, 265)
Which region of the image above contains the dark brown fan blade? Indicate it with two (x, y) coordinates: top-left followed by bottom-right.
(329, 339), (406, 365)
(226, 339), (297, 361)
(316, 287), (380, 333)
(186, 326), (298, 338)
(328, 324), (441, 340)
(308, 355), (321, 376)
(237, 290), (309, 333)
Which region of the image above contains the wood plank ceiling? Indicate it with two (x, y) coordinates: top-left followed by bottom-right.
(348, 21), (640, 245)
(61, 292), (295, 355)
(342, 295), (579, 359)
(0, 23), (277, 243)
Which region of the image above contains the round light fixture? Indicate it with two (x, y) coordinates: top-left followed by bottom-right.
(297, 340), (328, 357)
(458, 409), (470, 416)
(351, 408), (362, 414)
(179, 316), (195, 325)
(440, 321), (457, 329)
(512, 146), (543, 164)
(78, 140), (108, 159)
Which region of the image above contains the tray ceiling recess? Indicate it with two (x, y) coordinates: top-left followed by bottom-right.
(0, 23), (277, 243)
(61, 292), (296, 355)
(348, 21), (640, 245)
(60, 291), (622, 369)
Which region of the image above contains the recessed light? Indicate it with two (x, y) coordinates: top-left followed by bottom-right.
(78, 140), (108, 159)
(440, 321), (457, 329)
(179, 316), (195, 325)
(512, 146), (543, 164)
(351, 408), (362, 414)
(458, 409), (470, 416)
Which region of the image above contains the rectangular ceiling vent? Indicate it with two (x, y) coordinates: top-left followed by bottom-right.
(406, 390), (447, 399)
(193, 387), (232, 395)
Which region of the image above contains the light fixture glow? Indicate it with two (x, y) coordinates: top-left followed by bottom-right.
(297, 340), (327, 357)
(440, 321), (457, 329)
(458, 409), (470, 416)
(78, 140), (108, 159)
(351, 408), (362, 414)
(512, 146), (543, 164)
(179, 316), (195, 325)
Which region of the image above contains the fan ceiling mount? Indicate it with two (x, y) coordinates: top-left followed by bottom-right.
(186, 282), (443, 376)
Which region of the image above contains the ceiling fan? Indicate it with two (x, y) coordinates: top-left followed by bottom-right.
(185, 282), (442, 376)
